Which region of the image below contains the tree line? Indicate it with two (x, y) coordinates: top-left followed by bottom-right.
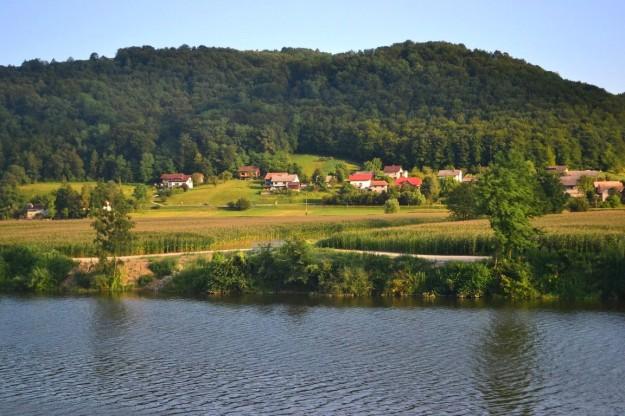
(1, 41), (624, 183)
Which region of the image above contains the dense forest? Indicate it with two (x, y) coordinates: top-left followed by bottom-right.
(1, 41), (624, 182)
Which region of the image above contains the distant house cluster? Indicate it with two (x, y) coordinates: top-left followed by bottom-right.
(548, 166), (623, 201)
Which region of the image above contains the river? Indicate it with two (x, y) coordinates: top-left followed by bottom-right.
(1, 294), (624, 415)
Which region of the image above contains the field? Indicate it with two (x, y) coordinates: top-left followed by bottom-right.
(0, 209), (448, 256)
(318, 210), (625, 255)
(289, 154), (359, 177)
(19, 181), (137, 199)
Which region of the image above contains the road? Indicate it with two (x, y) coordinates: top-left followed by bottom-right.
(73, 248), (489, 265)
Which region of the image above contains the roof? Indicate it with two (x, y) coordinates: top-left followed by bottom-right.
(546, 165), (568, 172)
(238, 165), (259, 172)
(560, 171), (602, 187)
(437, 169), (462, 177)
(348, 172), (374, 181)
(161, 173), (191, 181)
(264, 172), (288, 180)
(383, 165), (403, 173)
(266, 173), (299, 182)
(594, 181), (624, 192)
(371, 180), (388, 187)
(396, 177), (422, 187)
(560, 176), (579, 187)
(567, 170), (600, 177)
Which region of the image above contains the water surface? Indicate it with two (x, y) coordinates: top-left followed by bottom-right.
(1, 295), (624, 415)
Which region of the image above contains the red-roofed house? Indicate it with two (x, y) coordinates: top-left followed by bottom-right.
(348, 172), (374, 189)
(370, 180), (389, 193)
(395, 177), (422, 188)
(238, 165), (260, 179)
(594, 181), (624, 201)
(161, 173), (194, 189)
(383, 165), (408, 179)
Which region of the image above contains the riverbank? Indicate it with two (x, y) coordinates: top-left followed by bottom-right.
(3, 240), (623, 301)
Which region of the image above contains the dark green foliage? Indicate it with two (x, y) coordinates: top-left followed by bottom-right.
(227, 197), (252, 210)
(0, 181), (24, 219)
(445, 182), (480, 220)
(0, 246), (74, 292)
(567, 197), (589, 212)
(384, 198), (400, 213)
(1, 41), (624, 183)
(148, 257), (179, 278)
(436, 262), (494, 297)
(475, 151), (540, 257)
(54, 184), (84, 219)
(536, 170), (568, 214)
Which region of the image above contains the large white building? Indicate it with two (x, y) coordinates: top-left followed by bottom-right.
(160, 173), (194, 189)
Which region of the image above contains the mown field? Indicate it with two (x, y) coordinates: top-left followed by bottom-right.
(317, 210), (625, 255)
(0, 210), (448, 256)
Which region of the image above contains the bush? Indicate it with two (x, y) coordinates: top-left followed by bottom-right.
(0, 246), (75, 292)
(605, 194), (621, 208)
(227, 197), (252, 211)
(568, 197), (589, 212)
(148, 257), (179, 278)
(384, 198), (400, 214)
(438, 262), (493, 297)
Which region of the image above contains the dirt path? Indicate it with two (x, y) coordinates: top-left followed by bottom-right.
(73, 248), (489, 265)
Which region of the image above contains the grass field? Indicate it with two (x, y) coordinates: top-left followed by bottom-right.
(19, 181), (137, 199)
(289, 154), (359, 177)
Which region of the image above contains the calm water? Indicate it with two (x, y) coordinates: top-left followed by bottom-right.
(1, 295), (624, 415)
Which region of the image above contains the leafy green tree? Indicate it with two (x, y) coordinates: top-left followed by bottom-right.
(132, 184), (151, 209)
(421, 175), (440, 202)
(54, 184), (83, 219)
(0, 181), (24, 219)
(475, 151), (539, 258)
(536, 170), (568, 214)
(445, 182), (480, 220)
(363, 158), (383, 173)
(384, 198), (400, 214)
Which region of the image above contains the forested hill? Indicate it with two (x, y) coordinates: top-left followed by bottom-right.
(1, 41), (625, 182)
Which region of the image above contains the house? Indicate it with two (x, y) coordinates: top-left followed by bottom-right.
(348, 171), (374, 189)
(264, 172), (300, 191)
(546, 165), (568, 174)
(238, 165), (260, 179)
(594, 181), (624, 202)
(370, 180), (389, 193)
(24, 203), (47, 219)
(462, 175), (476, 183)
(161, 173), (194, 189)
(559, 170), (601, 197)
(437, 169), (463, 182)
(383, 165), (408, 179)
(395, 177), (422, 188)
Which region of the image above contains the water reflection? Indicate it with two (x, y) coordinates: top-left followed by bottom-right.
(474, 310), (540, 415)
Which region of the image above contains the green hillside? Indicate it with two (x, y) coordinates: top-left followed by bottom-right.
(2, 40), (625, 185)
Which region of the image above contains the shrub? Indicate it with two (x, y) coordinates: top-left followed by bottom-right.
(568, 197), (589, 212)
(438, 262), (493, 297)
(227, 197), (252, 211)
(384, 198), (400, 214)
(605, 194), (621, 208)
(148, 257), (179, 278)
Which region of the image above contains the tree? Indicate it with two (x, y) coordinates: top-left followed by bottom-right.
(0, 181), (24, 219)
(363, 158), (383, 173)
(54, 184), (83, 219)
(475, 151), (539, 258)
(91, 198), (134, 290)
(536, 170), (568, 214)
(384, 198), (400, 214)
(445, 182), (480, 220)
(132, 184), (151, 209)
(421, 175), (440, 202)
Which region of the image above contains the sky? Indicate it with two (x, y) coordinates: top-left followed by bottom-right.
(1, 0), (624, 93)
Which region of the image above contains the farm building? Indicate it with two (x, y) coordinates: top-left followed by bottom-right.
(370, 180), (389, 193)
(161, 173), (194, 189)
(238, 165), (260, 179)
(437, 169), (463, 182)
(264, 172), (300, 191)
(348, 172), (374, 189)
(383, 165), (408, 179)
(395, 177), (422, 188)
(594, 181), (624, 201)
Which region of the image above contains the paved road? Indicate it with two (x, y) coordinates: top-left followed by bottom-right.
(74, 248), (489, 265)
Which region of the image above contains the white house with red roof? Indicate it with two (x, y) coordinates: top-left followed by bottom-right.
(383, 165), (408, 179)
(161, 173), (194, 189)
(348, 171), (374, 189)
(395, 177), (422, 188)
